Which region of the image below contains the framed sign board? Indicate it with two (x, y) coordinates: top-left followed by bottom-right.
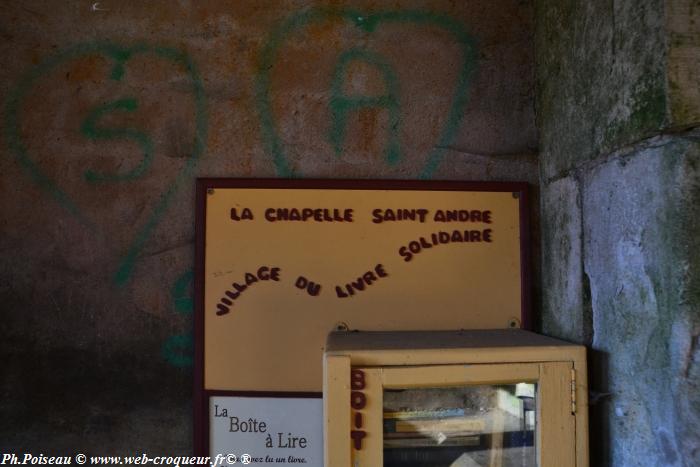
(194, 179), (531, 457)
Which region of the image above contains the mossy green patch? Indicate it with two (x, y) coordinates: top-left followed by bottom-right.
(603, 72), (667, 149)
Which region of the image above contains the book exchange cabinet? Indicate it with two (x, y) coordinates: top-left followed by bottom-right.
(323, 330), (589, 467)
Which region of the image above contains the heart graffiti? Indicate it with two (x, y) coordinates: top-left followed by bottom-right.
(4, 41), (208, 285)
(255, 8), (478, 179)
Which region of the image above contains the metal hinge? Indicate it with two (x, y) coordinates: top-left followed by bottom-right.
(570, 368), (577, 415)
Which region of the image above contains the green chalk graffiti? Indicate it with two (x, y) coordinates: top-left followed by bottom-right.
(80, 98), (154, 182)
(161, 333), (193, 368)
(162, 268), (194, 367)
(255, 8), (477, 179)
(4, 42), (208, 285)
(330, 48), (401, 165)
(172, 269), (194, 314)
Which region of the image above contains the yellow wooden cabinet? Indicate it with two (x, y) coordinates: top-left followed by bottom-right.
(323, 329), (588, 467)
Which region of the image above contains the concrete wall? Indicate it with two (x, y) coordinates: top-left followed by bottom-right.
(537, 0), (700, 465)
(0, 0), (537, 453)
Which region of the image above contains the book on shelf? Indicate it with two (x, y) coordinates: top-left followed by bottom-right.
(384, 416), (486, 435)
(383, 408), (465, 420)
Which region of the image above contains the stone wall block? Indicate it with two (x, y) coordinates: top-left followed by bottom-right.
(540, 174), (591, 343)
(582, 137), (700, 466)
(536, 0), (667, 180)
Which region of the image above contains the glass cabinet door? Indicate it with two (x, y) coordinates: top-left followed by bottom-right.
(383, 382), (535, 466)
(350, 363), (575, 467)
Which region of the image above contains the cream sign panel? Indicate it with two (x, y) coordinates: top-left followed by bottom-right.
(198, 180), (529, 393)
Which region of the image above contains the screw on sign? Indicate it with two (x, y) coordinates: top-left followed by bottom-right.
(350, 369), (367, 450)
